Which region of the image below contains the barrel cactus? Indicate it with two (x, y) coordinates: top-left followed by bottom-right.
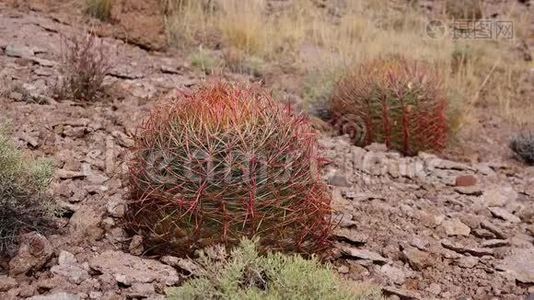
(126, 81), (333, 256)
(510, 130), (534, 165)
(331, 56), (449, 156)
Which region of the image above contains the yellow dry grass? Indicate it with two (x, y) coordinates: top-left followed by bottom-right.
(164, 0), (532, 127)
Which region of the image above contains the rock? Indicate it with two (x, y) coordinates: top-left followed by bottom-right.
(454, 186), (483, 196)
(382, 286), (421, 299)
(9, 232), (54, 276)
(455, 175), (477, 187)
(69, 206), (104, 241)
(402, 246), (434, 271)
(483, 187), (516, 207)
(380, 264), (406, 284)
(335, 213), (356, 228)
(56, 169), (86, 180)
(365, 143), (388, 152)
(126, 283), (155, 298)
(333, 229), (367, 245)
(427, 283), (442, 295)
(456, 256), (479, 268)
(339, 246), (389, 264)
(28, 292), (80, 300)
(5, 44), (34, 58)
(161, 256), (201, 276)
(129, 235), (144, 255)
(473, 229), (496, 239)
(327, 171), (350, 187)
(112, 130), (134, 148)
(441, 240), (494, 257)
(51, 251), (90, 284)
(481, 239), (510, 248)
(0, 275), (18, 292)
(496, 249), (534, 284)
(106, 195), (126, 218)
(480, 220), (506, 239)
(488, 207), (521, 223)
(89, 250), (180, 286)
(442, 218), (471, 236)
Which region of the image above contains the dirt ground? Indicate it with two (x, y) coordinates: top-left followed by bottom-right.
(0, 1), (533, 299)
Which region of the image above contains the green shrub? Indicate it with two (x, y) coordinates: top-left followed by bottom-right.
(0, 127), (56, 254)
(190, 48), (223, 74)
(167, 239), (382, 300)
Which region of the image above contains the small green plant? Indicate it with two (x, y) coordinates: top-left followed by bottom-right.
(0, 126), (56, 254)
(167, 239), (382, 300)
(85, 0), (113, 22)
(190, 48), (222, 74)
(55, 32), (113, 102)
(331, 56), (449, 156)
(510, 130), (534, 165)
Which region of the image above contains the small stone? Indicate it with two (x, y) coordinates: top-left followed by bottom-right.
(0, 275), (18, 292)
(334, 229), (367, 245)
(327, 171), (350, 187)
(480, 220), (506, 239)
(380, 264), (406, 284)
(129, 235), (144, 256)
(340, 246), (389, 264)
(454, 186), (483, 196)
(9, 232), (54, 276)
(337, 265), (349, 274)
(481, 239), (510, 248)
(457, 256), (479, 268)
(455, 175), (477, 187)
(106, 195), (126, 218)
(382, 286), (421, 300)
(488, 207), (521, 223)
(126, 283), (155, 298)
(112, 131), (134, 148)
(402, 246), (433, 271)
(441, 240), (494, 257)
(472, 229), (496, 239)
(442, 218), (471, 236)
(161, 256), (201, 276)
(57, 169), (86, 180)
(5, 44), (34, 58)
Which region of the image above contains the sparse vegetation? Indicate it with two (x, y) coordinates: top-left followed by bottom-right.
(0, 126), (55, 254)
(189, 47), (222, 74)
(85, 0), (113, 22)
(126, 81), (333, 256)
(510, 131), (534, 165)
(167, 239), (382, 300)
(331, 56), (449, 156)
(55, 32), (113, 102)
(445, 0), (483, 20)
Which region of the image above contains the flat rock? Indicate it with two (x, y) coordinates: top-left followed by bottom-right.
(480, 220), (506, 239)
(497, 249), (534, 284)
(481, 239), (510, 248)
(442, 218), (471, 236)
(455, 175), (477, 187)
(340, 246), (388, 264)
(488, 207), (521, 223)
(456, 256), (479, 268)
(441, 240), (494, 257)
(382, 286), (421, 300)
(454, 185), (483, 196)
(89, 250), (179, 286)
(5, 44), (34, 58)
(51, 251), (90, 284)
(380, 264), (407, 284)
(333, 229), (368, 245)
(402, 246), (434, 271)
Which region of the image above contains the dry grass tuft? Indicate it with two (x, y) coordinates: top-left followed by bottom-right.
(55, 32), (113, 102)
(85, 0), (113, 22)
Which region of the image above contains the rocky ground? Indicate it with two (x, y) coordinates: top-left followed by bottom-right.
(0, 2), (533, 300)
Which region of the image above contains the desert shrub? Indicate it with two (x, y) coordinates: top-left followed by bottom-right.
(85, 0), (113, 22)
(331, 56), (449, 156)
(126, 81), (333, 256)
(189, 48), (222, 74)
(510, 131), (534, 165)
(0, 127), (55, 254)
(223, 48), (265, 77)
(445, 0), (483, 20)
(55, 32), (113, 102)
(167, 239), (382, 300)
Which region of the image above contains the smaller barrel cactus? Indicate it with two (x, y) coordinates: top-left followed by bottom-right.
(510, 131), (534, 165)
(331, 56), (449, 156)
(126, 81), (333, 256)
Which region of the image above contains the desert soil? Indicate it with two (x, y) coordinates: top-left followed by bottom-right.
(0, 1), (533, 300)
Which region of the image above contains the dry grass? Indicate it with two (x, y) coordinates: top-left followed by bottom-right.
(85, 0), (113, 21)
(164, 0), (532, 128)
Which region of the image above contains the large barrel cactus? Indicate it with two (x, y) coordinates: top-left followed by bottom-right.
(331, 56), (449, 156)
(126, 82), (333, 256)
